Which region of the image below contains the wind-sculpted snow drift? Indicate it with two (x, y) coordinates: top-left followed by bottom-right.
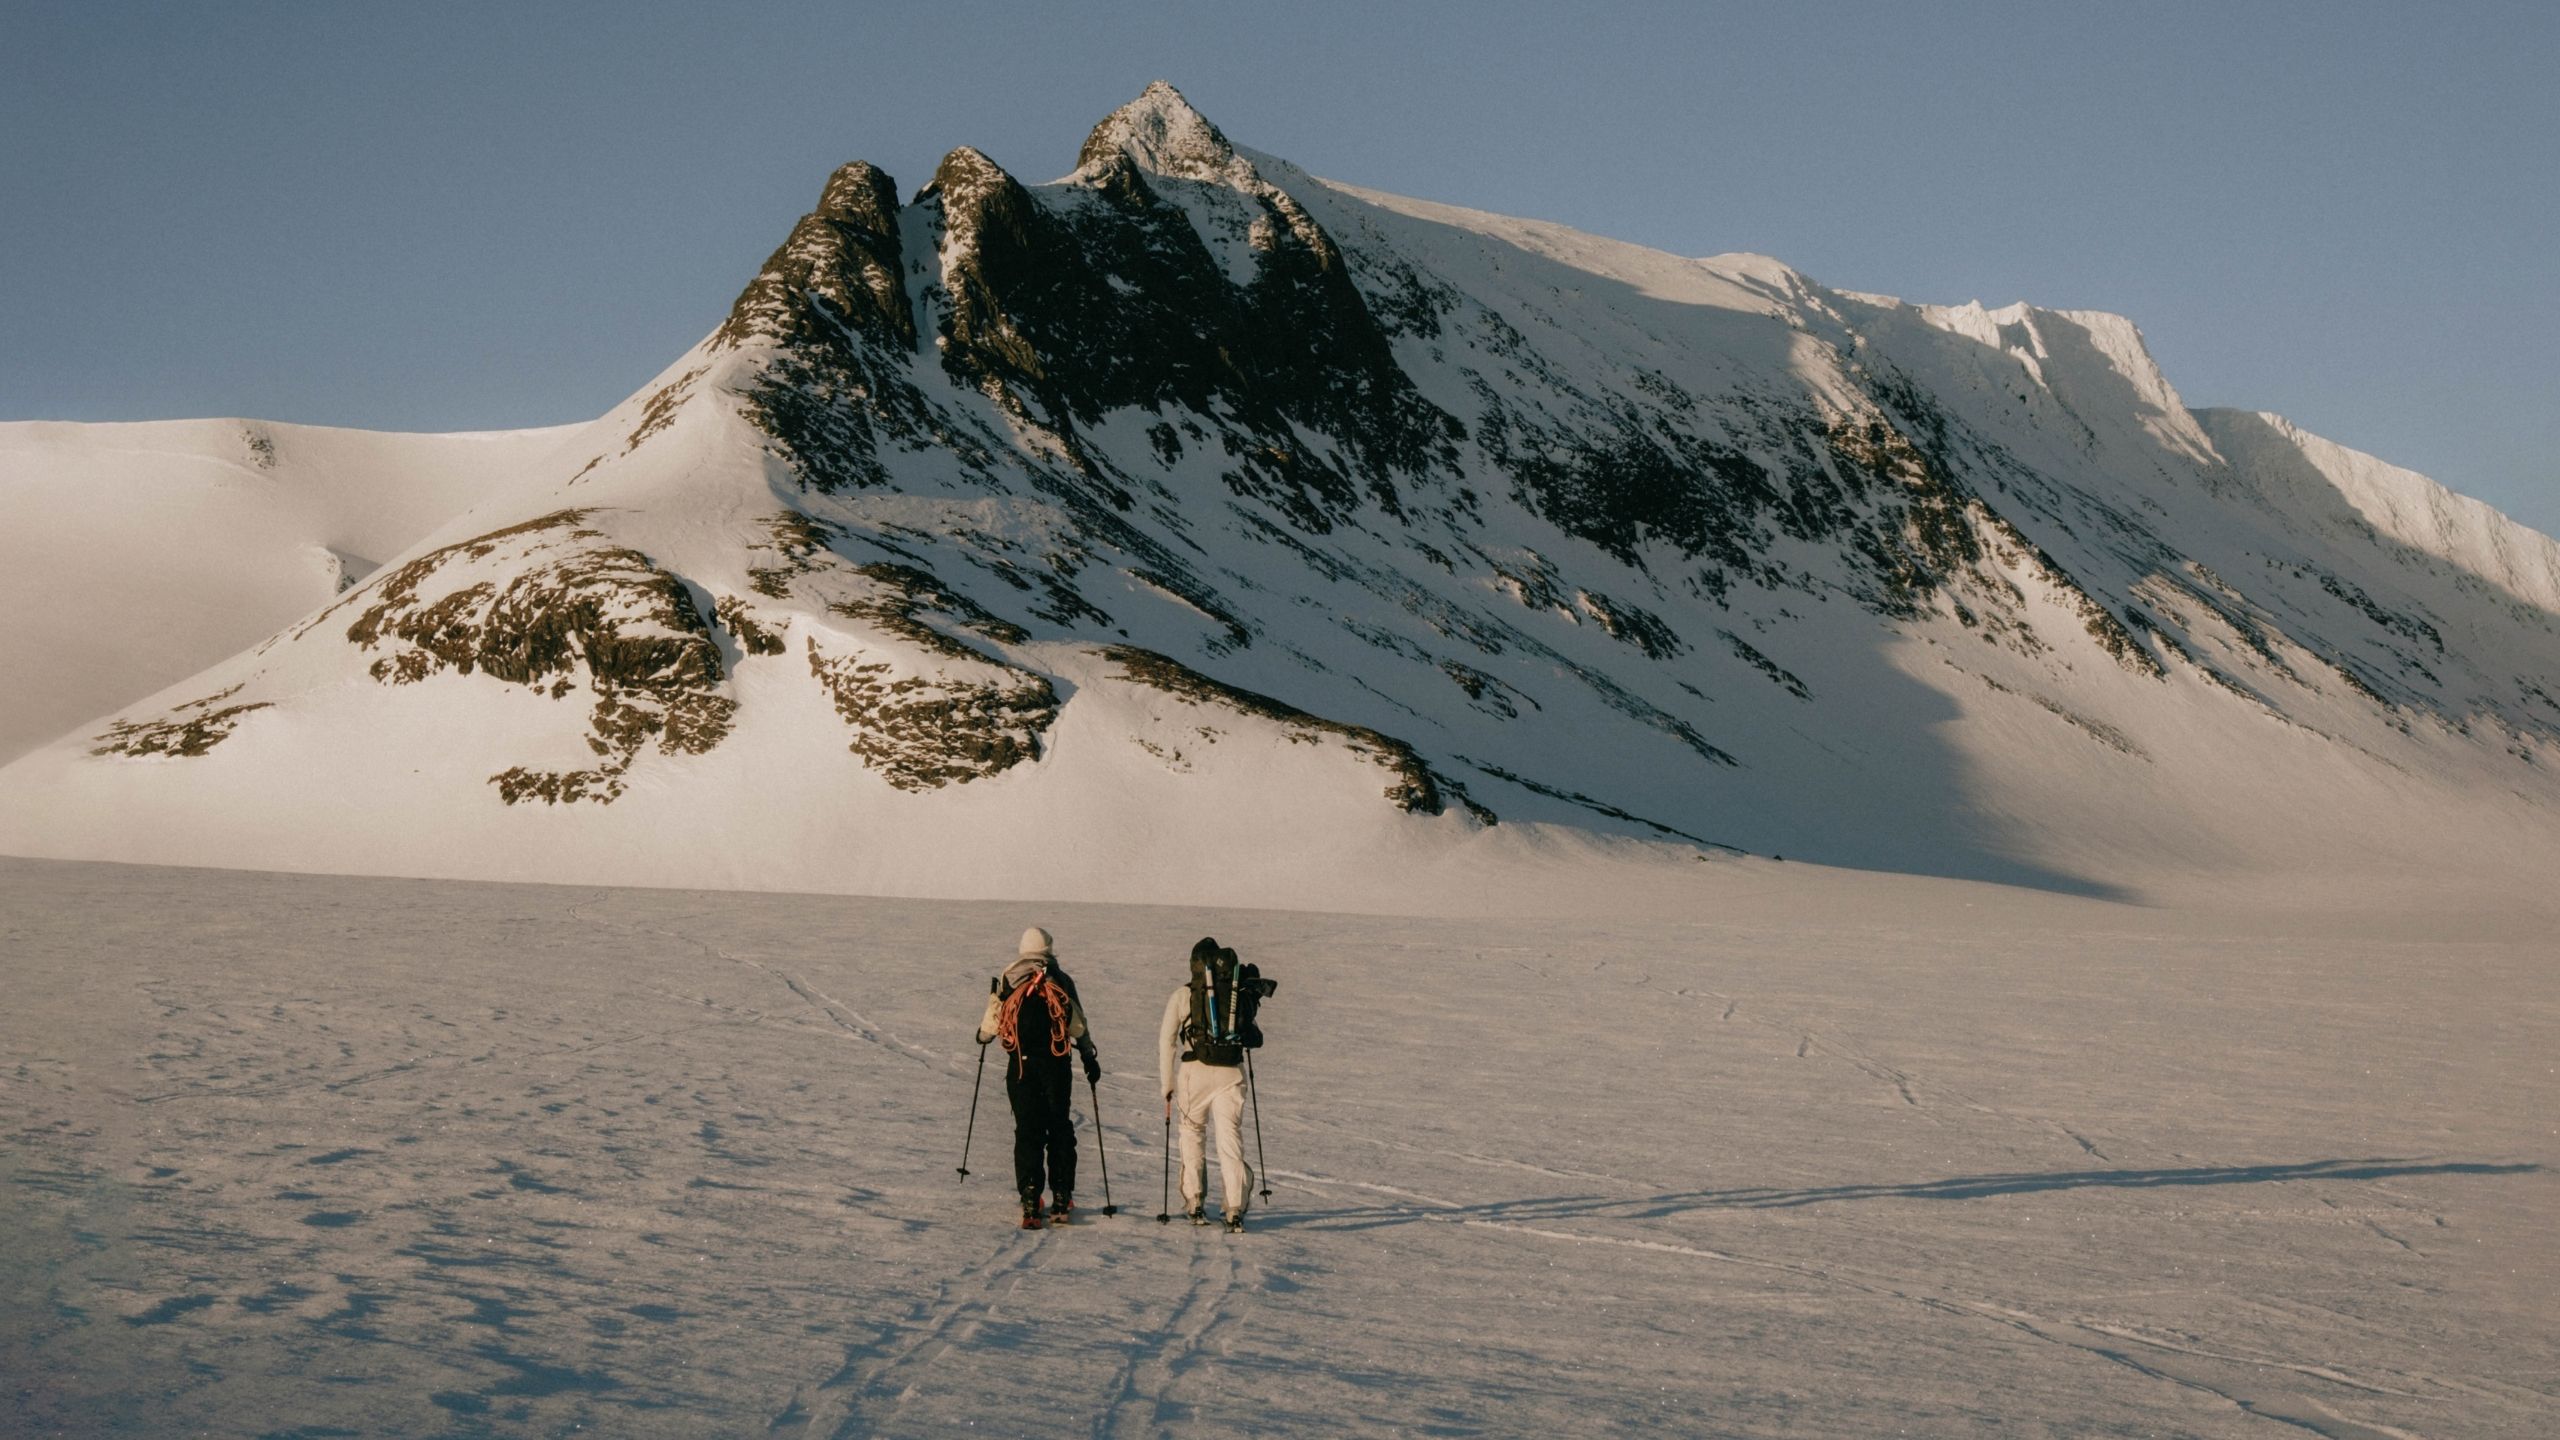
(5, 82), (2558, 908)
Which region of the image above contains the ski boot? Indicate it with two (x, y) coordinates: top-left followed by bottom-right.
(1186, 1205), (1209, 1227)
(1019, 1197), (1045, 1230)
(1049, 1195), (1075, 1226)
(1223, 1211), (1246, 1234)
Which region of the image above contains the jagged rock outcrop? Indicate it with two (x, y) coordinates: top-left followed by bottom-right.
(18, 81), (2560, 902)
(325, 510), (738, 804)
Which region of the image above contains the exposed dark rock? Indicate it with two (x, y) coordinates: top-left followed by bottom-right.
(1575, 589), (1685, 660)
(804, 635), (1057, 791)
(834, 561), (1031, 653)
(713, 596), (787, 656)
(717, 161), (914, 353)
(916, 139), (1462, 529)
(1458, 757), (1741, 851)
(715, 161), (964, 495)
(2315, 570), (2445, 653)
(1971, 504), (2164, 678)
(1484, 548), (1576, 619)
(1962, 667), (2148, 759)
(1126, 568), (1252, 652)
(1075, 81), (1245, 179)
(93, 698), (273, 759)
(1472, 388), (1782, 572)
(1439, 660), (1536, 719)
(747, 511), (845, 599)
(1719, 630), (1809, 699)
(1100, 645), (1447, 814)
(626, 366), (706, 453)
(341, 510), (736, 805)
(1430, 769), (1500, 826)
(1556, 658), (1738, 766)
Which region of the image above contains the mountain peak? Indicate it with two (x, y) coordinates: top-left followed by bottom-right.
(18, 84), (2560, 912)
(1076, 80), (1253, 184)
(924, 145), (1021, 201)
(814, 160), (900, 235)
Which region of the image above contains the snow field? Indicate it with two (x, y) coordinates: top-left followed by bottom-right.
(3, 856), (2550, 1437)
(0, 419), (590, 764)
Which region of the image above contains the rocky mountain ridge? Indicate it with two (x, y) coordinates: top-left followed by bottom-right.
(5, 81), (2556, 909)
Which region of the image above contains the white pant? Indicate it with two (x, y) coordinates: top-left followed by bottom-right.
(1175, 1061), (1253, 1215)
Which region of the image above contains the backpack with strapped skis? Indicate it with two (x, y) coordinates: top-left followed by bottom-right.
(1181, 944), (1273, 1068)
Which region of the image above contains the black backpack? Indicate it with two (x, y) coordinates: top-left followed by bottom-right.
(1182, 944), (1271, 1068)
(993, 961), (1084, 1070)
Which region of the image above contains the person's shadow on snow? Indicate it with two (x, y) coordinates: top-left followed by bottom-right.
(1258, 1157), (2540, 1232)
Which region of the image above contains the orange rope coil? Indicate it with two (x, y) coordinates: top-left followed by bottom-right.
(995, 969), (1073, 1064)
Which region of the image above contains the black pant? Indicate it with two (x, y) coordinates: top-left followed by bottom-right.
(1005, 1057), (1076, 1204)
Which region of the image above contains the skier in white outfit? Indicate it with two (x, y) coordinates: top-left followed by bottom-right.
(1159, 936), (1257, 1230)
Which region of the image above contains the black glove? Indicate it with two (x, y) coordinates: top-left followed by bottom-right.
(1081, 1049), (1101, 1085)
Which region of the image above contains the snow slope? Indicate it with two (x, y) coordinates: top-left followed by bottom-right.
(5, 856), (2550, 1437)
(3, 82), (2556, 910)
(0, 418), (588, 763)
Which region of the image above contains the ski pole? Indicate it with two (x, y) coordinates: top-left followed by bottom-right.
(1086, 1069), (1118, 1216)
(1156, 1095), (1173, 1224)
(1245, 1050), (1272, 1202)
(957, 1040), (988, 1181)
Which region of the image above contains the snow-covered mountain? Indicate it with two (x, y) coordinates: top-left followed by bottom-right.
(6, 82), (2557, 911)
(0, 419), (586, 765)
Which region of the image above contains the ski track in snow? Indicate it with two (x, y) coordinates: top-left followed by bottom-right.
(1264, 1161), (2459, 1440)
(1276, 943), (2547, 1440)
(1086, 1244), (1244, 1440)
(780, 1234), (1060, 1438)
(2, 858), (2552, 1437)
(1396, 1194), (2454, 1440)
(569, 894), (954, 1075)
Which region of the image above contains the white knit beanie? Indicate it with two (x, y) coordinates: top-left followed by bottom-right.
(1017, 926), (1054, 959)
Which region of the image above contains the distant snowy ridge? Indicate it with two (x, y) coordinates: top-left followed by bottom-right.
(4, 80), (2555, 913)
(2195, 407), (2560, 613)
(0, 418), (588, 765)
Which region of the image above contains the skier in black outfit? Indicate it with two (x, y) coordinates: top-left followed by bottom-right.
(975, 927), (1101, 1229)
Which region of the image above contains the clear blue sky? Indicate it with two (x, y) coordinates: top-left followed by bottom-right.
(6, 1), (2554, 535)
